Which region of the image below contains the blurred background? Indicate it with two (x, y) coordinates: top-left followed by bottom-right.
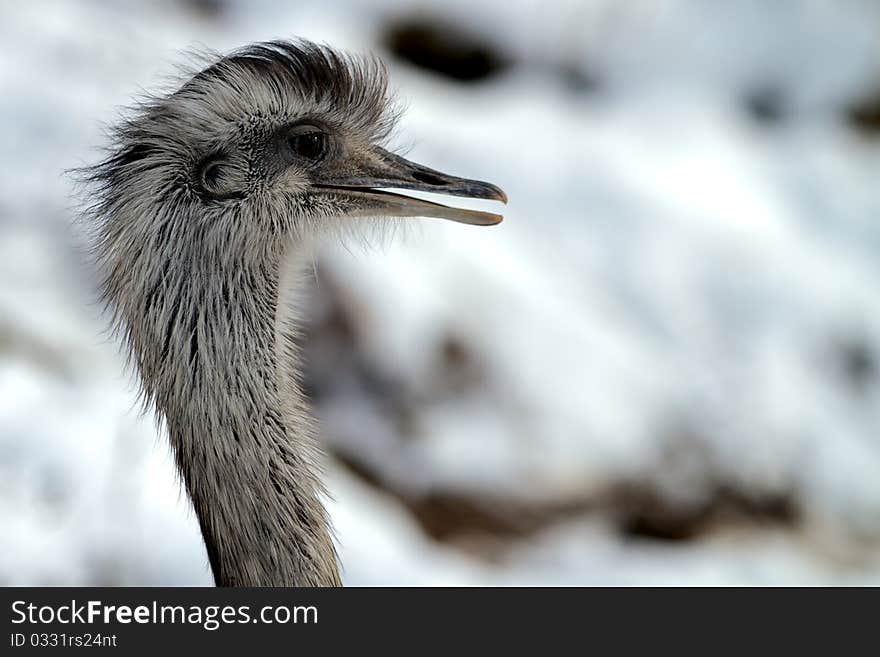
(2, 0), (880, 585)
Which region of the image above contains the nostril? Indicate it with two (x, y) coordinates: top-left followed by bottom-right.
(412, 170), (449, 186)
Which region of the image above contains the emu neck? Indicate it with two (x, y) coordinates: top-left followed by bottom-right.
(155, 243), (339, 586)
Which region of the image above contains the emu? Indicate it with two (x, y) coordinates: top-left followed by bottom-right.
(80, 40), (505, 586)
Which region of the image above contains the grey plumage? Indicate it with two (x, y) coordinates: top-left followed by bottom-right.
(77, 39), (505, 586)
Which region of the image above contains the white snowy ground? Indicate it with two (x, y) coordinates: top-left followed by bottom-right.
(1, 0), (880, 585)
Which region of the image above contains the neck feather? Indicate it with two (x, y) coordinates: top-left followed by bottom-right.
(137, 241), (339, 586)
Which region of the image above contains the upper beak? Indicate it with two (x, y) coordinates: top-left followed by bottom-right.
(314, 147), (507, 226)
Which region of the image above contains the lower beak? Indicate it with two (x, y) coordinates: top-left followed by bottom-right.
(315, 148), (507, 226)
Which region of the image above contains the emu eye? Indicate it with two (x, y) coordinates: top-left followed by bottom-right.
(285, 124), (327, 162)
(197, 156), (240, 198)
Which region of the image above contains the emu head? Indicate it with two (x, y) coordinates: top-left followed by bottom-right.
(86, 40), (506, 271)
(80, 39), (506, 417)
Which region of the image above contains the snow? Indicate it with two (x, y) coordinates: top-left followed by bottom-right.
(2, 0), (880, 585)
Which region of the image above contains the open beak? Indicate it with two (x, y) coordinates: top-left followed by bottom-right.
(314, 147), (507, 226)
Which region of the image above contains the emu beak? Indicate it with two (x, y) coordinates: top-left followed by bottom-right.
(314, 147), (507, 225)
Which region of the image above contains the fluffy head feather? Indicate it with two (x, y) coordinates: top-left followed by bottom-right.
(75, 40), (403, 406)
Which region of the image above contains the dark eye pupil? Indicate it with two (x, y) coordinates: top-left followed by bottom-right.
(289, 132), (325, 159)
